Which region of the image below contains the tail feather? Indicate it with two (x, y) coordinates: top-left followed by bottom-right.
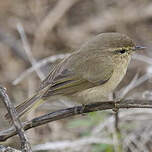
(5, 93), (44, 120)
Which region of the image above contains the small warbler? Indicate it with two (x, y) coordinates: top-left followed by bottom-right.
(5, 33), (145, 119)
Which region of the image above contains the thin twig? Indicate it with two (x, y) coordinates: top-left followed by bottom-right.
(33, 0), (80, 47)
(117, 73), (139, 99)
(32, 137), (112, 151)
(112, 92), (120, 133)
(112, 92), (122, 152)
(0, 145), (21, 152)
(118, 73), (152, 99)
(0, 30), (30, 64)
(13, 53), (70, 85)
(133, 54), (152, 65)
(17, 23), (45, 81)
(92, 108), (152, 137)
(0, 85), (32, 152)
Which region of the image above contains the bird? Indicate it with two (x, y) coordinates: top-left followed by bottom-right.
(5, 32), (145, 119)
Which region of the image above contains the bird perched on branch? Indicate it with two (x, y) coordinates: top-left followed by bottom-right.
(5, 32), (145, 119)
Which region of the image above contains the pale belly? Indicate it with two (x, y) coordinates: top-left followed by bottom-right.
(70, 57), (131, 104)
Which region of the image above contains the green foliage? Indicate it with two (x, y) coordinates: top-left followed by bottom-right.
(67, 111), (113, 150)
(67, 111), (109, 137)
(92, 144), (114, 152)
(68, 111), (108, 129)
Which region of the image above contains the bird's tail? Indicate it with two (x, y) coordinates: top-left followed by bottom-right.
(5, 93), (45, 120)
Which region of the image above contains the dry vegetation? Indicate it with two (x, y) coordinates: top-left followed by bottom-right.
(0, 0), (152, 151)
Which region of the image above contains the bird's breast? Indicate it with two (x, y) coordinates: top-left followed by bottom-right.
(72, 56), (131, 104)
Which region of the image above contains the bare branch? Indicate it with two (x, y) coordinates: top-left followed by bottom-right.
(12, 53), (70, 85)
(0, 85), (31, 152)
(0, 30), (30, 64)
(33, 0), (80, 46)
(1, 99), (152, 142)
(17, 23), (45, 81)
(32, 137), (112, 151)
(0, 145), (21, 152)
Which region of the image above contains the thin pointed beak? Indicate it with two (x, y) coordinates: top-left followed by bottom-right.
(133, 46), (146, 51)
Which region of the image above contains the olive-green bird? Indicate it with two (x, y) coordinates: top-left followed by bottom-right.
(5, 33), (145, 119)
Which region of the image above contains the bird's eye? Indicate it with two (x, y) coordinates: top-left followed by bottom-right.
(119, 49), (126, 54)
(115, 48), (127, 54)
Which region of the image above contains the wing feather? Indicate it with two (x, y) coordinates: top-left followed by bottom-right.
(40, 52), (114, 97)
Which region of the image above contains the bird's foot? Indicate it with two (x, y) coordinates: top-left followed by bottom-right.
(74, 104), (86, 116)
(80, 104), (86, 116)
(112, 97), (124, 112)
(112, 100), (119, 113)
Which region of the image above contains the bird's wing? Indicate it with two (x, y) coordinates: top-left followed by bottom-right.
(40, 52), (114, 97)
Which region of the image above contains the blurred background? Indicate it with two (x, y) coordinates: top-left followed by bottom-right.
(0, 0), (152, 151)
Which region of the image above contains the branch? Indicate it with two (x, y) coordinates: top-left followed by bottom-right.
(33, 0), (80, 45)
(17, 23), (45, 81)
(0, 86), (31, 152)
(0, 145), (21, 152)
(12, 53), (70, 85)
(0, 29), (30, 64)
(0, 99), (152, 142)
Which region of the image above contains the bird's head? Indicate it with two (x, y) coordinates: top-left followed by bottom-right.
(84, 32), (145, 66)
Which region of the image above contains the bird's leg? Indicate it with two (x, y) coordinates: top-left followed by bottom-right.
(74, 104), (86, 116)
(80, 104), (86, 116)
(113, 101), (119, 113)
(112, 92), (119, 113)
